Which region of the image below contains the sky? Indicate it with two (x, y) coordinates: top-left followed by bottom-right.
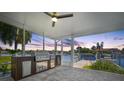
(0, 30), (124, 51)
(75, 30), (124, 50)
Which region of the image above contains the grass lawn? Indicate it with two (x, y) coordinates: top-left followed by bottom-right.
(0, 56), (11, 71)
(83, 60), (124, 74)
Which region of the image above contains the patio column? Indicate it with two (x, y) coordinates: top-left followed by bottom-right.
(71, 36), (74, 66)
(22, 24), (25, 56)
(55, 40), (57, 55)
(61, 40), (63, 63)
(43, 32), (45, 51)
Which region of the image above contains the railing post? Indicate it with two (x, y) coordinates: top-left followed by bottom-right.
(71, 36), (74, 66)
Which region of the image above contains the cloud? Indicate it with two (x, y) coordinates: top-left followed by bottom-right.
(113, 37), (124, 40)
(92, 42), (97, 44)
(63, 39), (85, 47)
(26, 43), (42, 46)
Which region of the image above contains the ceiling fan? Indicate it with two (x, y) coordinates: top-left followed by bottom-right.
(44, 12), (73, 27)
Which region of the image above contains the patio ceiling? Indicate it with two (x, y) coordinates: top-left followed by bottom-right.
(0, 12), (124, 39)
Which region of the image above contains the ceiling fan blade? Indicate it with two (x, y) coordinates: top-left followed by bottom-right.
(57, 14), (73, 19)
(44, 12), (53, 17)
(53, 12), (57, 15)
(52, 21), (55, 27)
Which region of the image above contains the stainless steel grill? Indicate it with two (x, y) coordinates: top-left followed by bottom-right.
(34, 52), (50, 61)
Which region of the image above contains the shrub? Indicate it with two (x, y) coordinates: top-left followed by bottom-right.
(0, 56), (11, 71)
(83, 60), (124, 74)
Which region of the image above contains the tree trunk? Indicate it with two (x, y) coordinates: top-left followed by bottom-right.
(14, 28), (19, 50)
(14, 41), (18, 50)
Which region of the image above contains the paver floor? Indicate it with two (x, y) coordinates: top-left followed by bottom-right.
(73, 60), (95, 68)
(21, 66), (124, 81)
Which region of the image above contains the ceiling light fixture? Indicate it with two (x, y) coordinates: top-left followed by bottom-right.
(52, 17), (57, 22)
(44, 12), (73, 27)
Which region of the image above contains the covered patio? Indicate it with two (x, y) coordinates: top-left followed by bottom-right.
(1, 13), (124, 63)
(0, 12), (124, 80)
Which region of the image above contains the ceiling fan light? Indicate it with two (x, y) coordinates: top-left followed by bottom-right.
(52, 17), (57, 22)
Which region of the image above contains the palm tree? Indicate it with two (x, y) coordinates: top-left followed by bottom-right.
(0, 22), (16, 47)
(100, 42), (104, 50)
(96, 42), (104, 59)
(96, 42), (100, 51)
(14, 28), (32, 50)
(0, 22), (32, 50)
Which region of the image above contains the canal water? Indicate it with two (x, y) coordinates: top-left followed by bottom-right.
(62, 53), (96, 66)
(114, 55), (124, 68)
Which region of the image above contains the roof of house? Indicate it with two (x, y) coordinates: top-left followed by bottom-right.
(0, 12), (124, 39)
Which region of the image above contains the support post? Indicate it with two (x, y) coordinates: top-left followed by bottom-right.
(61, 40), (63, 63)
(54, 40), (57, 55)
(22, 24), (25, 56)
(43, 32), (45, 51)
(71, 36), (74, 66)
